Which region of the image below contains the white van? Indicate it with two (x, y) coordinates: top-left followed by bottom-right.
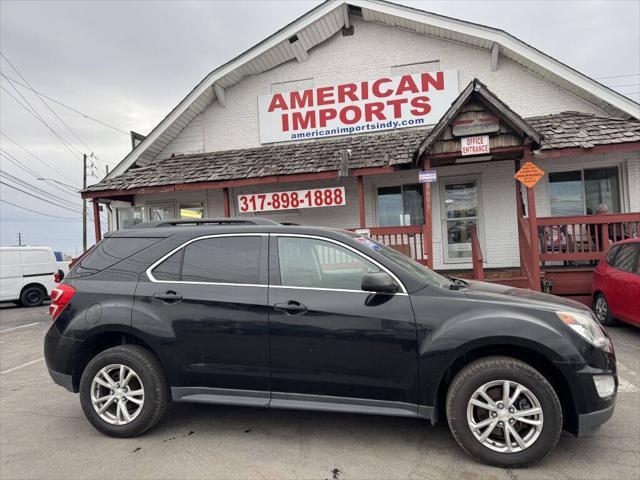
(0, 246), (58, 307)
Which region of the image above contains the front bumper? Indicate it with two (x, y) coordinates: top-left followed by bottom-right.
(555, 344), (617, 436)
(577, 403), (615, 437)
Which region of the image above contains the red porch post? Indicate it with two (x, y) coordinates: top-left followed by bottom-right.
(223, 187), (230, 217)
(92, 200), (102, 243)
(357, 175), (366, 228)
(523, 150), (541, 290)
(422, 157), (434, 269)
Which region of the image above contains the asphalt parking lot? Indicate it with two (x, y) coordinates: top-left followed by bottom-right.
(0, 304), (638, 480)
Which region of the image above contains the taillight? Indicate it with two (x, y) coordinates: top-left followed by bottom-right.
(49, 284), (75, 321)
(54, 272), (61, 283)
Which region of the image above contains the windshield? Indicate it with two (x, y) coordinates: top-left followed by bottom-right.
(343, 232), (451, 288)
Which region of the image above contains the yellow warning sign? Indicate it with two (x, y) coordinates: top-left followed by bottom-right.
(515, 161), (545, 189)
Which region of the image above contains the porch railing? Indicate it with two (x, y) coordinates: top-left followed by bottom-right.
(537, 213), (640, 263)
(517, 216), (540, 289)
(353, 226), (426, 264)
(470, 225), (484, 280)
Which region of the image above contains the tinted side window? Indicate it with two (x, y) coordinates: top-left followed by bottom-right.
(277, 237), (379, 290)
(612, 245), (639, 273)
(74, 238), (160, 276)
(152, 250), (183, 281)
(181, 236), (262, 284)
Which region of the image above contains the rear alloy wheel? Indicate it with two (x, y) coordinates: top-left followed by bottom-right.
(90, 364), (145, 425)
(79, 345), (169, 437)
(446, 356), (562, 468)
(594, 293), (617, 326)
(19, 285), (45, 307)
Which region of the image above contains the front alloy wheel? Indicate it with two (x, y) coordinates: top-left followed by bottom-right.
(446, 356), (562, 468)
(467, 380), (543, 453)
(594, 294), (616, 326)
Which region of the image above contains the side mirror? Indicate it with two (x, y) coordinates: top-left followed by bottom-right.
(361, 272), (399, 294)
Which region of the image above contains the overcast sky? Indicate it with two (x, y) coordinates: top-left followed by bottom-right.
(1, 0), (639, 255)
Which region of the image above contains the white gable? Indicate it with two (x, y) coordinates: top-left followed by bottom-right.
(108, 0), (639, 178)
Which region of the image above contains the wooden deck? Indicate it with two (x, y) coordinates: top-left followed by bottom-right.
(357, 212), (640, 306)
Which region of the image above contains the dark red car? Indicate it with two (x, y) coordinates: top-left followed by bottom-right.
(592, 239), (640, 327)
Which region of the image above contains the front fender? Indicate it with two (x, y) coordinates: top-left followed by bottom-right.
(411, 292), (585, 409)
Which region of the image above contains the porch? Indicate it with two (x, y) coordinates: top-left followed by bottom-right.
(366, 212), (640, 304)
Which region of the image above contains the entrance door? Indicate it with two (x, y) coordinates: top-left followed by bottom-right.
(442, 180), (480, 262)
(268, 234), (419, 409)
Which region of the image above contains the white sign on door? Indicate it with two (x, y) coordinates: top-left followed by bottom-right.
(461, 135), (490, 156)
(258, 70), (459, 144)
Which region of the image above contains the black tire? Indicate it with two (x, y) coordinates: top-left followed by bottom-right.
(446, 356), (562, 468)
(594, 293), (617, 326)
(19, 285), (46, 307)
(79, 345), (169, 437)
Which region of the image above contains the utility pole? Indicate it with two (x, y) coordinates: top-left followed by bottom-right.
(17, 232), (23, 246)
(82, 153), (87, 252)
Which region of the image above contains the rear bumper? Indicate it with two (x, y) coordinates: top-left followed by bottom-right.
(577, 403), (615, 437)
(47, 368), (75, 392)
(44, 323), (82, 393)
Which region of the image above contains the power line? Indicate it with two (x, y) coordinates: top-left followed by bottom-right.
(0, 73), (129, 136)
(0, 180), (83, 213)
(0, 131), (81, 188)
(0, 83), (84, 161)
(0, 198), (82, 220)
(0, 61), (96, 155)
(0, 171), (81, 209)
(595, 73), (640, 80)
(0, 55), (110, 172)
(0, 150), (80, 201)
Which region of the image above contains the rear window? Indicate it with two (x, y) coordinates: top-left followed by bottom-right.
(151, 236), (262, 285)
(181, 236), (261, 284)
(73, 238), (160, 276)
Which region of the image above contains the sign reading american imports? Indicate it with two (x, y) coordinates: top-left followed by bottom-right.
(258, 70), (459, 143)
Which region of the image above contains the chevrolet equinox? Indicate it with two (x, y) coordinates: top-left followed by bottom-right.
(44, 218), (617, 467)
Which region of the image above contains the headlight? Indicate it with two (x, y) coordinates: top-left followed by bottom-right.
(556, 310), (610, 349)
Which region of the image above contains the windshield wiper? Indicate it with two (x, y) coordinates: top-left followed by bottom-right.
(447, 276), (469, 290)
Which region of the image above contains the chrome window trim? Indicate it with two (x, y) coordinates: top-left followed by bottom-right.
(270, 285), (407, 296)
(272, 233), (408, 294)
(146, 233), (268, 285)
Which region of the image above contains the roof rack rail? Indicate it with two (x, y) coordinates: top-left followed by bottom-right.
(130, 217), (280, 228)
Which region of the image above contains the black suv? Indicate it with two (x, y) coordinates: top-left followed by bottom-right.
(45, 219), (617, 467)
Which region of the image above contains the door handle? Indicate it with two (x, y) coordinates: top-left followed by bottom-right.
(274, 301), (307, 315)
(153, 291), (183, 303)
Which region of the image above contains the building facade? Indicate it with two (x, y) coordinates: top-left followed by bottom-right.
(84, 0), (640, 301)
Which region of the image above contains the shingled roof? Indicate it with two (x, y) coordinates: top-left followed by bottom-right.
(527, 111), (640, 149)
(85, 111), (639, 193)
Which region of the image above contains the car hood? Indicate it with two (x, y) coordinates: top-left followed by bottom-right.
(461, 279), (592, 313)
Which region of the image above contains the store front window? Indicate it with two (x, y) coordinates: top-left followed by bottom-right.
(116, 207), (144, 229)
(180, 203), (204, 219)
(549, 167), (620, 216)
(377, 184), (424, 226)
(148, 204), (174, 221)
